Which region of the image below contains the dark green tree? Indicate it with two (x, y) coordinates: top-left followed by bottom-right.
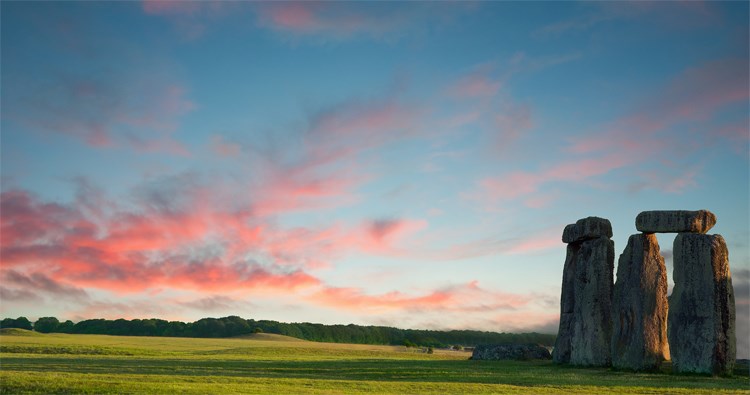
(34, 317), (60, 333)
(57, 320), (75, 333)
(0, 317), (33, 330)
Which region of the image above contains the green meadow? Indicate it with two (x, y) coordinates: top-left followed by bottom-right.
(1, 329), (748, 394)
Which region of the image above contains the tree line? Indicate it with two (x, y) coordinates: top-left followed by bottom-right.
(0, 316), (555, 348)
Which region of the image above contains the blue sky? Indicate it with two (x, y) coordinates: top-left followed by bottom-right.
(1, 1), (748, 356)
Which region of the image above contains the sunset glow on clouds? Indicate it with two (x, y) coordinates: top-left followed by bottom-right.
(1, 1), (748, 356)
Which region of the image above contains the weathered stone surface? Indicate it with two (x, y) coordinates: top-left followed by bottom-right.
(471, 343), (552, 360)
(562, 217), (613, 243)
(553, 244), (578, 364)
(569, 236), (614, 367)
(635, 210), (716, 234)
(611, 233), (669, 371)
(669, 233), (736, 375)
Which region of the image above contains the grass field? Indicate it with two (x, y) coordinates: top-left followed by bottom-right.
(1, 329), (748, 394)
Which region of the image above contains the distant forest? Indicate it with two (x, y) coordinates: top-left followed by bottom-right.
(0, 316), (556, 348)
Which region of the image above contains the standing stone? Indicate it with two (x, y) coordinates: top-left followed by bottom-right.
(569, 236), (614, 366)
(635, 210), (716, 234)
(553, 243), (579, 363)
(611, 233), (669, 371)
(669, 233), (735, 375)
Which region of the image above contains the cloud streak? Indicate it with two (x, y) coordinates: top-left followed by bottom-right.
(253, 2), (474, 41)
(472, 57), (748, 207)
(312, 280), (533, 314)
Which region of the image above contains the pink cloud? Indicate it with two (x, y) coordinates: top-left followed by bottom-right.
(251, 165), (364, 216)
(570, 58), (747, 155)
(651, 58), (748, 121)
(1, 185), (565, 330)
(471, 57), (747, 205)
(0, 187), (326, 294)
(365, 218), (427, 248)
(210, 135), (241, 158)
(0, 179), (432, 297)
(142, 0), (233, 39)
(265, 2), (320, 31)
(312, 281), (531, 313)
(142, 1), (205, 16)
(493, 102), (534, 149)
(477, 153), (631, 202)
(255, 2), (397, 38)
(253, 2), (476, 40)
(535, 1), (722, 38)
(308, 98), (425, 148)
(504, 229), (561, 255)
(448, 67), (502, 98)
(234, 95), (426, 217)
(441, 61), (548, 154)
(253, 2), (402, 39)
(8, 72), (196, 155)
(628, 166), (702, 195)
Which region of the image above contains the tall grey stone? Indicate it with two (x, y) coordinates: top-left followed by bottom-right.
(562, 216), (613, 243)
(569, 236), (614, 366)
(553, 243), (579, 363)
(611, 233), (669, 371)
(635, 210), (716, 234)
(669, 233), (735, 375)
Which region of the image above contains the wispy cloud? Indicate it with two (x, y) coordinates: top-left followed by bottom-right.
(534, 2), (722, 38)
(312, 280), (531, 313)
(142, 0), (234, 39)
(2, 271), (89, 301)
(177, 295), (253, 312)
(253, 2), (474, 41)
(1, 183), (564, 332)
(447, 64), (503, 98)
(4, 17), (196, 155)
(210, 135), (242, 158)
(471, 57), (748, 207)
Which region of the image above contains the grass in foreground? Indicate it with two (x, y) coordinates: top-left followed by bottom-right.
(1, 330), (748, 394)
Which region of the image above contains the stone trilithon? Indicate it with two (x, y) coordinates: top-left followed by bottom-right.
(555, 210), (735, 375)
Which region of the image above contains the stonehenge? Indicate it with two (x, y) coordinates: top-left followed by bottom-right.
(555, 210), (736, 375)
(554, 217), (614, 366)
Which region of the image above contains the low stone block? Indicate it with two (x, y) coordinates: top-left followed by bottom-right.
(562, 216), (613, 243)
(471, 343), (552, 360)
(669, 233), (735, 375)
(635, 210), (716, 234)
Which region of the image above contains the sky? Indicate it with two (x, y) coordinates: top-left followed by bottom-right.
(1, 1), (748, 356)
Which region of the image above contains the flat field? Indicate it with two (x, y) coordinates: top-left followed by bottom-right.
(1, 329), (748, 394)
